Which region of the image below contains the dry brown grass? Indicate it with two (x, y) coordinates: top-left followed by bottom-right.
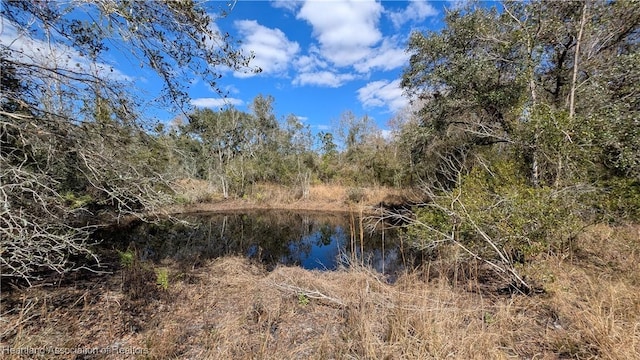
(171, 178), (222, 204)
(2, 224), (639, 359)
(168, 182), (412, 214)
(247, 183), (409, 208)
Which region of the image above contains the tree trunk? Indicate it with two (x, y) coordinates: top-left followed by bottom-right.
(569, 2), (588, 120)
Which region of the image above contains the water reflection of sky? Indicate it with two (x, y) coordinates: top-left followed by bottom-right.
(112, 210), (414, 277)
(290, 226), (346, 271)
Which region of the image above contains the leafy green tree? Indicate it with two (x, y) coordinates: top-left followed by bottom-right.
(403, 0), (639, 186)
(402, 3), (527, 186)
(283, 114), (314, 197)
(396, 0), (640, 285)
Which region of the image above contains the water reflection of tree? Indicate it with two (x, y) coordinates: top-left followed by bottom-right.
(112, 211), (409, 273)
(316, 224), (334, 247)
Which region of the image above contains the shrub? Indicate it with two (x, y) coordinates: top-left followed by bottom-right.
(590, 178), (640, 223)
(408, 160), (584, 262)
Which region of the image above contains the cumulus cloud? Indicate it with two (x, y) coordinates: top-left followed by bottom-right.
(296, 0), (383, 67)
(191, 97), (244, 108)
(234, 20), (299, 78)
(353, 37), (409, 73)
(357, 79), (409, 113)
(293, 46), (330, 73)
(388, 0), (438, 28)
(293, 70), (356, 88)
(291, 47), (359, 88)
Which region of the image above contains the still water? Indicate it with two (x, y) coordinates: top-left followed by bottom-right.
(111, 210), (415, 276)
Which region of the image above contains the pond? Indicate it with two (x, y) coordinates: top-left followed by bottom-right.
(106, 210), (418, 277)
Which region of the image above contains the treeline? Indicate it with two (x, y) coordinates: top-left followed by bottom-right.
(155, 95), (414, 197)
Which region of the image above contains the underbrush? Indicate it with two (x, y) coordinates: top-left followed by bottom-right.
(1, 224), (638, 359)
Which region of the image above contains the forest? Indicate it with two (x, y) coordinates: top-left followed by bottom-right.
(1, 0), (639, 358)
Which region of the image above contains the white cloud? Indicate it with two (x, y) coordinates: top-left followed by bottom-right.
(295, 54), (323, 72)
(357, 79), (409, 113)
(223, 84), (240, 94)
(380, 129), (393, 140)
(354, 37), (409, 73)
(317, 124), (331, 131)
(270, 0), (300, 12)
(191, 97), (244, 108)
(297, 0), (383, 67)
(0, 17), (132, 83)
(234, 20), (299, 78)
(203, 18), (223, 50)
(293, 70), (356, 88)
(293, 46), (329, 73)
(446, 0), (471, 10)
(388, 0), (438, 28)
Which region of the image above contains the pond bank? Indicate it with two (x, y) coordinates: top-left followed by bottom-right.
(167, 198), (363, 214)
(166, 183), (418, 215)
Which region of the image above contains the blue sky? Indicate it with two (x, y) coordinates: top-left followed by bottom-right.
(1, 0), (461, 134)
(180, 0), (452, 134)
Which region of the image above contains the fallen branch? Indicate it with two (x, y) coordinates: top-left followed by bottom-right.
(270, 282), (346, 307)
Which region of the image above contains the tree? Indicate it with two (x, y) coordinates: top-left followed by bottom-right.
(317, 131), (338, 182)
(396, 0), (640, 285)
(402, 0), (639, 187)
(0, 0), (256, 284)
(402, 3), (526, 187)
(185, 107), (253, 198)
(283, 114), (314, 198)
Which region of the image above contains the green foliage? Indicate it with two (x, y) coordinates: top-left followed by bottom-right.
(409, 207), (452, 245)
(400, 0), (639, 267)
(318, 131), (338, 158)
(590, 178), (640, 223)
(297, 293), (310, 306)
(63, 192), (93, 210)
(178, 96), (318, 196)
(118, 249), (135, 268)
(155, 268), (170, 290)
(410, 159), (583, 260)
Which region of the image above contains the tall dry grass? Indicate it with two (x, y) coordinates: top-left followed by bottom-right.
(171, 178), (222, 204)
(2, 225), (639, 359)
(170, 178), (411, 207)
(248, 183), (409, 207)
